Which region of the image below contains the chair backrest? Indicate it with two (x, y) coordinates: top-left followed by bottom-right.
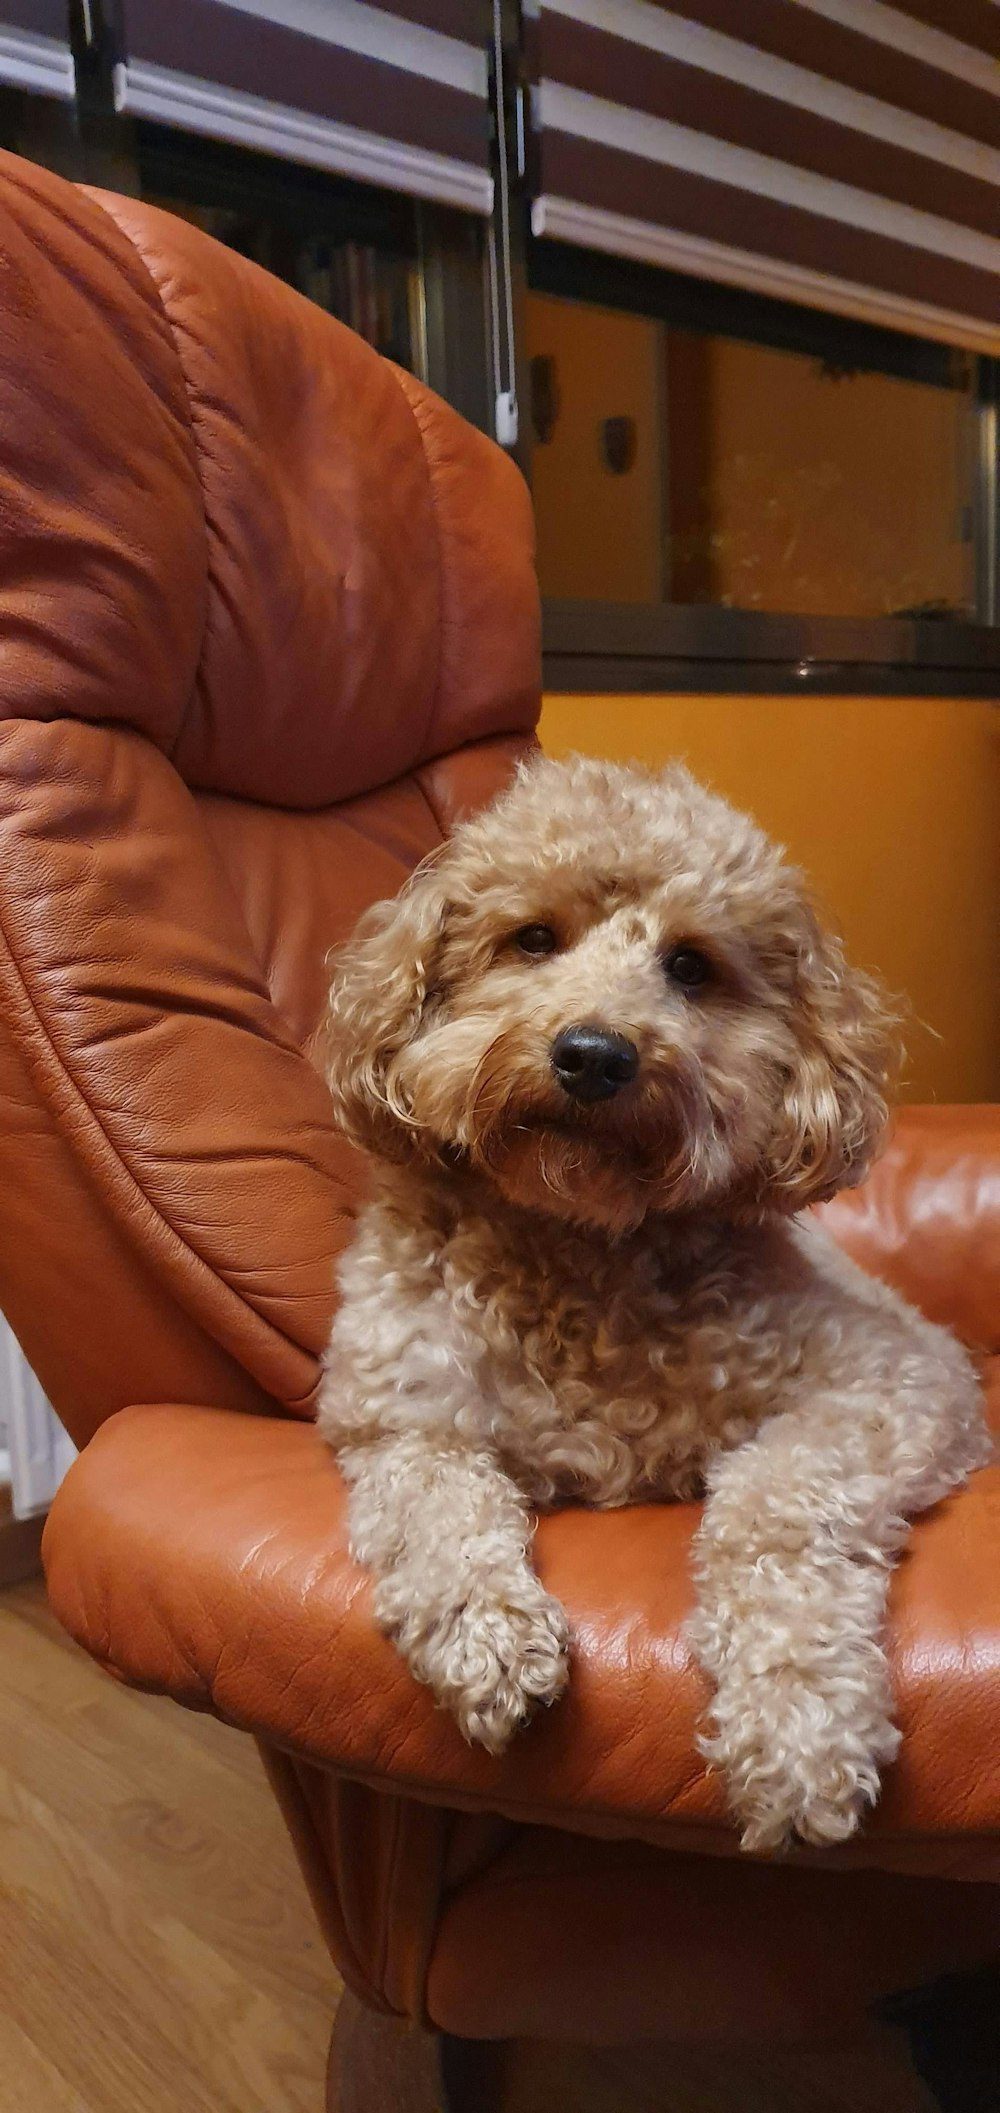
(0, 150), (539, 1446)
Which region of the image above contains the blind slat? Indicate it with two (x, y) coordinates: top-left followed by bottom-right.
(532, 0), (1000, 353)
(118, 0), (492, 214)
(641, 0), (1000, 147)
(0, 1), (73, 98)
(887, 0), (1000, 58)
(541, 16), (1000, 243)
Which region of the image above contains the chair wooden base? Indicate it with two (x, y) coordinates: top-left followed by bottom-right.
(325, 1990), (446, 2113)
(326, 1991), (507, 2112)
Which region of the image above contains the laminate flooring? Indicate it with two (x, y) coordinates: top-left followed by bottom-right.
(0, 1579), (339, 2113)
(0, 1580), (934, 2113)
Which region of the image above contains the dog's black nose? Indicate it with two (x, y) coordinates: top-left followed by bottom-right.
(550, 1024), (639, 1103)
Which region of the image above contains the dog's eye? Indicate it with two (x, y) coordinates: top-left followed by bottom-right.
(664, 944), (713, 991)
(515, 923), (558, 957)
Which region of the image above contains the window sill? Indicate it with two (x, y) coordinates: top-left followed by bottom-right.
(542, 601), (1000, 697)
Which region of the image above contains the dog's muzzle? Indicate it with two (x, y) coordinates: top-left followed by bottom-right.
(550, 1024), (639, 1104)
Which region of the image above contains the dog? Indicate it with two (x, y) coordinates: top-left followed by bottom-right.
(318, 754), (987, 1851)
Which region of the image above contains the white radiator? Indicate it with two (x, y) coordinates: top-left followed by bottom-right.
(0, 1315), (76, 1519)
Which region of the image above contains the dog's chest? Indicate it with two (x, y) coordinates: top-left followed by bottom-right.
(444, 1222), (776, 1507)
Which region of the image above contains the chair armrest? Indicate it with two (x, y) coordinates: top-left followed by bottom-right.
(43, 1396), (1000, 1853)
(818, 1105), (1000, 1351)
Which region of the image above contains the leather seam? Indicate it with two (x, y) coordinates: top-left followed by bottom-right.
(255, 1744), (393, 2011)
(411, 768), (450, 845)
(181, 795), (328, 1062)
(385, 363), (446, 770)
(402, 1807), (451, 2031)
(81, 188), (211, 766)
(0, 874), (327, 1405)
(413, 731), (539, 843)
(374, 1794), (403, 2004)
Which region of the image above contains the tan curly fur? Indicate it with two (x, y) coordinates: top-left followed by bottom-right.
(318, 755), (988, 1852)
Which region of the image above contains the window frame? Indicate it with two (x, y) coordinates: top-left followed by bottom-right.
(529, 239), (1000, 699)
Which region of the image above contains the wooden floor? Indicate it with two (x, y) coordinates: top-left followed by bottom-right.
(0, 1579), (935, 2113)
(0, 1578), (341, 2113)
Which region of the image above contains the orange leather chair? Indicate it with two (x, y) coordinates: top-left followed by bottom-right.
(0, 148), (998, 2109)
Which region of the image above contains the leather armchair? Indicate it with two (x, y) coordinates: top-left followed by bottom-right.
(0, 148), (997, 2107)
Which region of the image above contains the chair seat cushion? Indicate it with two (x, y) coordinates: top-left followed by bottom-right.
(424, 1823), (1000, 2039)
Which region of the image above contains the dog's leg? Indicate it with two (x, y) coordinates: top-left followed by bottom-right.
(688, 1309), (987, 1852)
(338, 1433), (568, 1753)
(321, 1211), (569, 1753)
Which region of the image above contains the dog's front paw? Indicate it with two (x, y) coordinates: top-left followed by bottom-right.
(408, 1573), (570, 1756)
(700, 1675), (901, 1854)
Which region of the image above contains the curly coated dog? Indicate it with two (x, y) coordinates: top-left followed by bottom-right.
(318, 754), (987, 1851)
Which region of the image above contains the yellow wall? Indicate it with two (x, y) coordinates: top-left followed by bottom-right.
(527, 293), (974, 619)
(696, 339), (972, 618)
(527, 293), (664, 603)
(540, 694), (999, 1105)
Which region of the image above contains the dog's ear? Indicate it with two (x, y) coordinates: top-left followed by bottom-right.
(765, 909), (897, 1210)
(322, 850), (451, 1160)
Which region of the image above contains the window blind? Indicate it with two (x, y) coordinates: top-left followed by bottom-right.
(0, 0), (73, 98)
(115, 0), (492, 213)
(529, 0), (1000, 354)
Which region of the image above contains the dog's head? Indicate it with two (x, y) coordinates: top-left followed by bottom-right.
(324, 756), (896, 1232)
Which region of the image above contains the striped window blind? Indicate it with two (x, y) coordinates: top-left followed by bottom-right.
(115, 0), (492, 214)
(0, 0), (73, 98)
(529, 0), (1000, 354)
